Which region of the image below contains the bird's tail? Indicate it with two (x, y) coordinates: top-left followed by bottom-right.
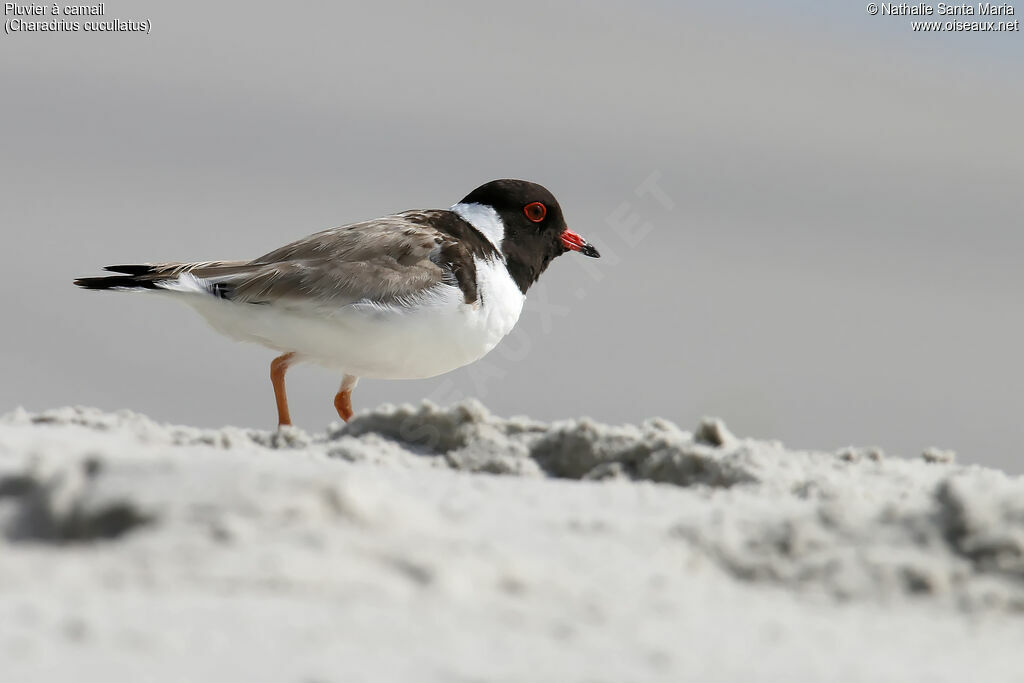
(73, 264), (173, 291)
(74, 261), (247, 292)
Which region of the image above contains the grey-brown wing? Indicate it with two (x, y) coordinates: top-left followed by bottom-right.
(187, 211), (462, 308)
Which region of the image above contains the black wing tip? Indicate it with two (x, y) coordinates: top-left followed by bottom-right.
(103, 264), (155, 275)
(76, 264), (162, 290)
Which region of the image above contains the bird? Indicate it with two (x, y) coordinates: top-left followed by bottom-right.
(74, 179), (600, 427)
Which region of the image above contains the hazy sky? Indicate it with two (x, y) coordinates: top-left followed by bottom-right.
(2, 1), (1022, 471)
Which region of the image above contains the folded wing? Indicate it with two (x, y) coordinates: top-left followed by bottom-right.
(75, 211), (481, 309)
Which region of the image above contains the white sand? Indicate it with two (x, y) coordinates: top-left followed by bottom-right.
(1, 402), (1022, 682)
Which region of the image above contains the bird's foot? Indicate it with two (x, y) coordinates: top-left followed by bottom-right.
(334, 389), (353, 422)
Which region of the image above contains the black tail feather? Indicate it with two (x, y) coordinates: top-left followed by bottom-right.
(74, 273), (160, 291)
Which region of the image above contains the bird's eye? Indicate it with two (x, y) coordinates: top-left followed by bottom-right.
(524, 202), (547, 223)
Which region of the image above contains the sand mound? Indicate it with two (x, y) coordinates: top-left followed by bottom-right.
(1, 403), (1022, 682)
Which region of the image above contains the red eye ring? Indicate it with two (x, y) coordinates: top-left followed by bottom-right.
(524, 202), (547, 223)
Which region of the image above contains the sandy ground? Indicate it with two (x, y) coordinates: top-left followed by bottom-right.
(1, 402), (1022, 683)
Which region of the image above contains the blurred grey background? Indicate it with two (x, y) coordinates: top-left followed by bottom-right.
(2, 1), (1021, 470)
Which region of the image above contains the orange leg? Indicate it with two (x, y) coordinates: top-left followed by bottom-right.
(270, 352), (296, 427)
(333, 374), (358, 422)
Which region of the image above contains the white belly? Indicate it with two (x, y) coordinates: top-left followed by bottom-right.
(178, 257), (524, 379)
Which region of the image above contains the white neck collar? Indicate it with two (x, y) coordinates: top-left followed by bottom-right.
(450, 202), (505, 252)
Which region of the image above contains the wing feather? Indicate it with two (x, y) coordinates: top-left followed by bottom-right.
(178, 211), (461, 309)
